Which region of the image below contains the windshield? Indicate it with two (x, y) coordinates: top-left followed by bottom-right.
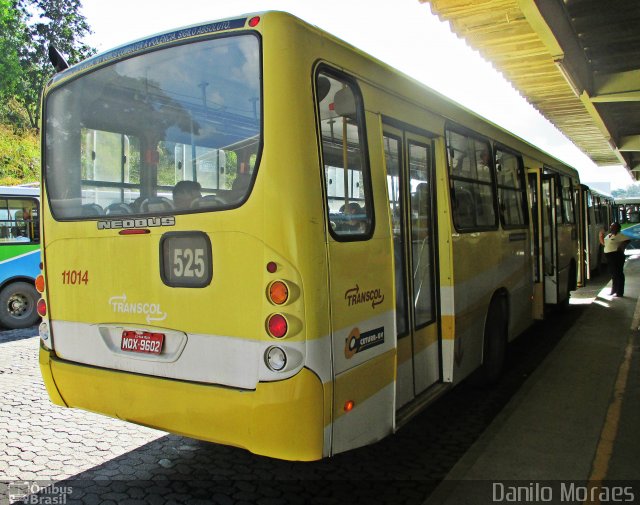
(45, 34), (261, 219)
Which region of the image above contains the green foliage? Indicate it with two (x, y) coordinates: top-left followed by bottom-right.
(0, 0), (95, 130)
(19, 0), (95, 129)
(0, 0), (95, 184)
(612, 184), (640, 199)
(0, 0), (27, 101)
(0, 97), (32, 131)
(0, 124), (39, 184)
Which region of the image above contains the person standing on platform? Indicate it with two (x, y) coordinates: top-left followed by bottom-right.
(602, 222), (631, 297)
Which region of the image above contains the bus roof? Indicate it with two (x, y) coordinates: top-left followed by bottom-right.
(614, 197), (640, 205)
(0, 185), (40, 197)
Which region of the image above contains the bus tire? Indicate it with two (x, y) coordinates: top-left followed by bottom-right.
(0, 281), (40, 329)
(473, 295), (508, 386)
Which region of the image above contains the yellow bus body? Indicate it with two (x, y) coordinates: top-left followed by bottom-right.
(38, 12), (582, 460)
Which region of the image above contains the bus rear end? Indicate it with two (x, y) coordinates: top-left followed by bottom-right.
(38, 17), (327, 461)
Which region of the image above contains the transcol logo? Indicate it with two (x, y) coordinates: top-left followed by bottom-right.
(108, 294), (167, 324)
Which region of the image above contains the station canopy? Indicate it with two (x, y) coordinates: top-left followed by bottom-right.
(422, 0), (640, 179)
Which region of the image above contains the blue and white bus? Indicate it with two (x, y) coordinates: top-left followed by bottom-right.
(0, 185), (40, 328)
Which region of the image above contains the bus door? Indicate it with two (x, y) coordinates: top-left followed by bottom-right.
(383, 126), (440, 409)
(527, 170), (544, 319)
(541, 173), (560, 304)
(317, 69), (396, 455)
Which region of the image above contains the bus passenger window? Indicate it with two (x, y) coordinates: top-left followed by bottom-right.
(316, 68), (373, 239)
(445, 128), (497, 231)
(560, 176), (575, 223)
(495, 148), (527, 229)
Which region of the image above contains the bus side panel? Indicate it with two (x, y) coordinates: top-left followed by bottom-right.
(450, 228), (531, 382)
(0, 247), (40, 282)
(332, 350), (395, 454)
(450, 234), (491, 382)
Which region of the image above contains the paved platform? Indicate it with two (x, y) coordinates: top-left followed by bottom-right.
(426, 254), (640, 504)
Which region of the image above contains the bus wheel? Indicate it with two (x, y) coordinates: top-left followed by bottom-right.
(0, 281), (40, 329)
(473, 296), (508, 386)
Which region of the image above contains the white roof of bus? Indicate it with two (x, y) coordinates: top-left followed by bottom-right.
(0, 185), (40, 197)
(614, 197), (640, 205)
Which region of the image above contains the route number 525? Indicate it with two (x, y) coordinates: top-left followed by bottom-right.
(161, 233), (212, 288)
(172, 248), (205, 278)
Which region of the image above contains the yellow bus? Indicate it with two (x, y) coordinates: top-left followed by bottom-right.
(38, 12), (581, 461)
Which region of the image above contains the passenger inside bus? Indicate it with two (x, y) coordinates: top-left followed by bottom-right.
(173, 180), (202, 209)
(339, 201), (365, 233)
(13, 205), (38, 241)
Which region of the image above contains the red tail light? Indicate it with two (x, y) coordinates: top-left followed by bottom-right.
(267, 314), (288, 338)
(37, 299), (47, 317)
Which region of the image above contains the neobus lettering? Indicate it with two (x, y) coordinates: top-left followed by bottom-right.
(97, 217), (175, 230)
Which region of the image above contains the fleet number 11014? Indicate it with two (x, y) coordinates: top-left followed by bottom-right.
(62, 270), (89, 285)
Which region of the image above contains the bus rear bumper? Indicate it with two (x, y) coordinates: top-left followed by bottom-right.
(39, 347), (326, 461)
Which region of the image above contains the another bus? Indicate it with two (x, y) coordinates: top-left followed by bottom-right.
(0, 185), (40, 328)
(578, 186), (615, 283)
(39, 12), (581, 460)
(616, 197), (640, 225)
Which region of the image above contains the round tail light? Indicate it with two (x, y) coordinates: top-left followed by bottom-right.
(37, 298), (47, 317)
(265, 346), (287, 371)
(35, 274), (45, 293)
(267, 313), (288, 338)
(268, 281), (289, 305)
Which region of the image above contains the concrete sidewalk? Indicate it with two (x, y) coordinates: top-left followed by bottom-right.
(426, 255), (640, 504)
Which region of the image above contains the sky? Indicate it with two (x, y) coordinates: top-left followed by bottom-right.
(79, 0), (632, 190)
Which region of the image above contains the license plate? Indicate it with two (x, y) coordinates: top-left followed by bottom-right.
(121, 330), (164, 355)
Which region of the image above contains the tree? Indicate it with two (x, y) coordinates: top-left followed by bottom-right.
(612, 184), (640, 199)
(0, 0), (27, 105)
(17, 0), (95, 129)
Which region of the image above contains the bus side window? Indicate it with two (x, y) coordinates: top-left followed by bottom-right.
(0, 199), (10, 239)
(316, 68), (373, 239)
(495, 148), (527, 229)
(0, 198), (39, 243)
(446, 128), (497, 231)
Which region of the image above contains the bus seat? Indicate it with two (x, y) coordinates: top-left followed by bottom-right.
(191, 195), (225, 208)
(139, 197), (174, 213)
(81, 203), (104, 217)
(105, 202), (132, 215)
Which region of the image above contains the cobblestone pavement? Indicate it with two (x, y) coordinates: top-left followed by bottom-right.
(0, 294), (593, 504)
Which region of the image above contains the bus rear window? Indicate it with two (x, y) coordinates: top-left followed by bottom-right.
(44, 34), (261, 219)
